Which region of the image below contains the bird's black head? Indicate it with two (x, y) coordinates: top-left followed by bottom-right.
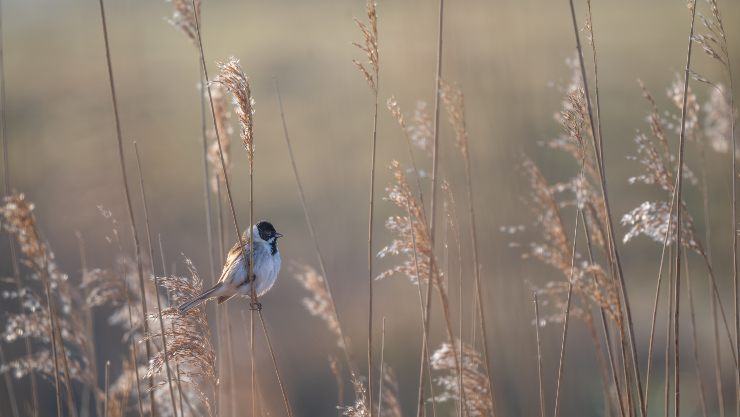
(256, 221), (282, 242)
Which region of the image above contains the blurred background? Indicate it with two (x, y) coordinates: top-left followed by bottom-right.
(2, 0), (740, 416)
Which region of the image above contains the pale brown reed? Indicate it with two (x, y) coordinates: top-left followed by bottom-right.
(440, 80), (497, 415)
(330, 356), (345, 417)
(213, 57), (254, 172)
(207, 85), (233, 193)
(378, 161), (439, 289)
(520, 160), (620, 324)
(146, 258), (217, 417)
(213, 56), (259, 417)
(341, 374), (370, 417)
(1, 193), (93, 416)
(668, 4), (697, 415)
(166, 0), (200, 44)
(353, 1), (380, 412)
(379, 366), (402, 417)
(134, 141), (179, 417)
(567, 3), (647, 414)
(429, 341), (493, 417)
(292, 263), (345, 349)
(693, 1), (739, 413)
(379, 160), (466, 415)
(96, 0), (157, 412)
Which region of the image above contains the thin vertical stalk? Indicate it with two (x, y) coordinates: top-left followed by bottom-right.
(378, 317), (386, 416)
(189, 7), (292, 416)
(567, 2), (646, 415)
(0, 0), (39, 411)
(95, 1), (157, 413)
(250, 304), (256, 417)
(581, 211), (627, 417)
(407, 202), (438, 417)
(104, 361), (110, 417)
(671, 4), (698, 415)
(460, 108), (496, 416)
(199, 63), (217, 285)
(365, 18), (381, 417)
(274, 79), (355, 373)
(133, 142), (179, 417)
(417, 0), (466, 415)
(157, 235), (189, 417)
(77, 232), (102, 417)
(701, 123), (726, 417)
(224, 312), (236, 417)
(0, 344), (19, 417)
(552, 204), (581, 417)
(664, 244), (675, 417)
(258, 312), (294, 417)
(645, 187), (678, 412)
(684, 248), (708, 417)
(534, 292), (546, 417)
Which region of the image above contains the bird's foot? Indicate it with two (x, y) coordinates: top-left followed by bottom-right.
(249, 301), (262, 311)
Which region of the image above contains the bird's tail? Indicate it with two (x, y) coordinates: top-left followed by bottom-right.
(178, 283), (226, 314)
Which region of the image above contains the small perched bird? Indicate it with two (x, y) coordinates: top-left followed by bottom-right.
(178, 221), (283, 314)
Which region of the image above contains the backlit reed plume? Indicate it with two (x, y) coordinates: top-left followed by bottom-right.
(340, 374), (370, 417)
(292, 263), (346, 349)
(378, 160), (440, 288)
(352, 0), (378, 92)
(386, 97), (433, 156)
(430, 341), (492, 417)
(379, 366), (402, 417)
(1, 193), (96, 394)
(703, 85), (733, 154)
(521, 159), (620, 324)
(213, 57), (254, 168)
(166, 0), (200, 44)
(145, 258), (216, 417)
(621, 81), (702, 253)
(206, 84), (233, 192)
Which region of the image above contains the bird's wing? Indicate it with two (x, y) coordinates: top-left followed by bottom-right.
(217, 238), (251, 284)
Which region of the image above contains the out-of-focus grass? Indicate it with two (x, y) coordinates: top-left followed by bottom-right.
(1, 0), (740, 416)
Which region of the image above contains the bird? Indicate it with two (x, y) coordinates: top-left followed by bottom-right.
(178, 220), (283, 314)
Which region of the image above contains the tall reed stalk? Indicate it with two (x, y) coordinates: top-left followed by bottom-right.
(567, 2), (646, 415)
(671, 4), (698, 415)
(95, 0), (157, 413)
(133, 142), (179, 417)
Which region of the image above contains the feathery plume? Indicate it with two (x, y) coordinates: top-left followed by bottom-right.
(352, 0), (379, 92)
(292, 263), (346, 349)
(206, 84), (233, 192)
(166, 0), (200, 44)
(145, 258), (216, 417)
(214, 57), (254, 170)
(430, 341), (493, 417)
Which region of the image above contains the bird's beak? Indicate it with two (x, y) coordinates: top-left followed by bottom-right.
(275, 232), (284, 239)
